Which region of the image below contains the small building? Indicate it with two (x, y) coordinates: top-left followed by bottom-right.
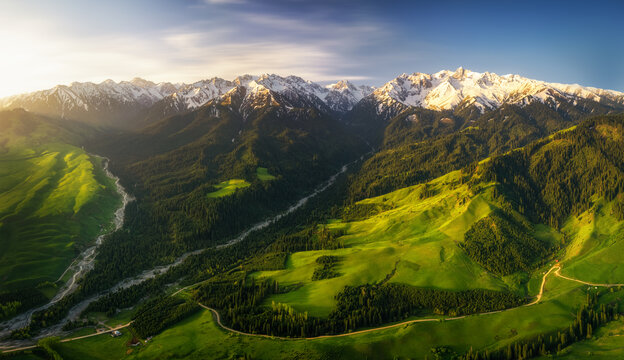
(111, 330), (122, 337)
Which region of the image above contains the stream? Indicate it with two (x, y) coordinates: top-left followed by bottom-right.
(0, 157), (133, 343)
(0, 156), (359, 346)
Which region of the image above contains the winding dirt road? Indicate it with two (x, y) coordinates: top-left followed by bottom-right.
(198, 263), (564, 341)
(554, 267), (624, 287)
(1, 322), (132, 354)
(3, 262), (622, 352)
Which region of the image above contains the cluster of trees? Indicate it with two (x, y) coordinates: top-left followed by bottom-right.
(265, 225), (345, 253)
(341, 202), (394, 221)
(194, 274), (524, 338)
(461, 211), (555, 275)
(131, 296), (199, 338)
(0, 288), (47, 321)
(311, 255), (340, 280)
(330, 284), (524, 328)
(62, 318), (98, 331)
(458, 290), (621, 360)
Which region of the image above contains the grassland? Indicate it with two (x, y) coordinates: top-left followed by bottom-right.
(206, 179), (251, 198)
(251, 170), (556, 316)
(205, 168), (275, 198)
(537, 317), (624, 359)
(256, 167), (276, 181)
(20, 168), (624, 359)
(0, 143), (121, 292)
(47, 272), (589, 360)
(558, 199), (624, 284)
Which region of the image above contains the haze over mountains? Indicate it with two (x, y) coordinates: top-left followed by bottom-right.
(2, 68), (623, 130)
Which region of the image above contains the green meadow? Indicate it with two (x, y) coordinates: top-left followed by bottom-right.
(21, 165), (624, 359)
(206, 179), (251, 198)
(0, 143), (121, 292)
(256, 167), (276, 181)
(558, 199), (624, 284)
(49, 273), (590, 360)
(206, 167), (275, 198)
(252, 170), (557, 316)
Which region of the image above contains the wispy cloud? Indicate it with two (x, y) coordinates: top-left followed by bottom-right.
(0, 1), (390, 97)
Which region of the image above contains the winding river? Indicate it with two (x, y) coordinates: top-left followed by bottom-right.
(0, 156), (359, 346)
(0, 157), (133, 343)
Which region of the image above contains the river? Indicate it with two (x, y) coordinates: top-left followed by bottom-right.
(0, 156), (133, 343)
(0, 156), (359, 346)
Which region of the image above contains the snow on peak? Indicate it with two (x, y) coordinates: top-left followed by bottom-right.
(373, 68), (624, 112)
(324, 80), (374, 112)
(0, 74), (375, 116)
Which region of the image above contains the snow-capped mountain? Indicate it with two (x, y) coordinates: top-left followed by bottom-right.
(369, 67), (624, 116)
(4, 68), (623, 129)
(0, 78), (181, 128)
(153, 74), (374, 120)
(0, 75), (373, 127)
(324, 81), (375, 113)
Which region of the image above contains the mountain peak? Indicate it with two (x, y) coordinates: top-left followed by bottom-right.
(130, 77), (155, 87)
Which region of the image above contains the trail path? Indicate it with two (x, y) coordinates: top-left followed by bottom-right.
(3, 261), (623, 351)
(554, 267), (624, 287)
(1, 322), (131, 354)
(197, 263), (562, 341)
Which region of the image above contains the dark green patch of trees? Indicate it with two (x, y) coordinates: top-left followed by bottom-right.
(0, 288), (47, 321)
(461, 211), (555, 275)
(476, 115), (624, 228)
(194, 276), (524, 338)
(311, 255), (340, 280)
(131, 296), (199, 338)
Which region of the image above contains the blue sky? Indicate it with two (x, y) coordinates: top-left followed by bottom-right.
(0, 0), (622, 96)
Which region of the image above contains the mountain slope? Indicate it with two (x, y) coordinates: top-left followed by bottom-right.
(78, 83), (369, 295)
(0, 109), (120, 315)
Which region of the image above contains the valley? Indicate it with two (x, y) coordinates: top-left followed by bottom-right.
(2, 70), (624, 360)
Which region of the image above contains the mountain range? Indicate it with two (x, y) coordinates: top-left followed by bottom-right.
(3, 68), (623, 129)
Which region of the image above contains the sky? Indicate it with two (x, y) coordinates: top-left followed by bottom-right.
(0, 0), (623, 97)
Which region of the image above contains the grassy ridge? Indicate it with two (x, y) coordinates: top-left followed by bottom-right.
(0, 110), (121, 294)
(0, 143), (121, 291)
(559, 199), (624, 284)
(251, 170), (553, 316)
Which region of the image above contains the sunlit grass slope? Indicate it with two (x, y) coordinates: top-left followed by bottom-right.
(206, 167), (275, 198)
(559, 199), (624, 284)
(206, 179), (251, 198)
(252, 170), (558, 316)
(0, 110), (121, 292)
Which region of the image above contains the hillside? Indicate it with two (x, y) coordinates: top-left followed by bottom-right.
(0, 109), (121, 318)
